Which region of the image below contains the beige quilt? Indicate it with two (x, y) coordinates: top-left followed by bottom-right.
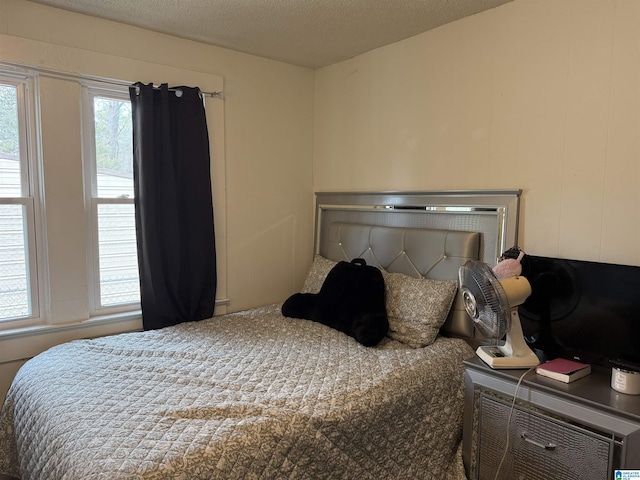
(0, 304), (473, 479)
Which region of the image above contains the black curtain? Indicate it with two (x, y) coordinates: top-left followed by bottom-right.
(129, 82), (216, 330)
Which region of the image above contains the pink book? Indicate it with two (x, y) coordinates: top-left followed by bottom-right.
(535, 358), (591, 383)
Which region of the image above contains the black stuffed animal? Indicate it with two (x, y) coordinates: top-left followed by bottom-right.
(282, 258), (388, 347)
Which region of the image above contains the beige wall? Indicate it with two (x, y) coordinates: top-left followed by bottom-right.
(314, 0), (640, 266)
(0, 0), (314, 399)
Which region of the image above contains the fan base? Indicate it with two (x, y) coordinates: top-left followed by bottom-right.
(476, 345), (540, 369)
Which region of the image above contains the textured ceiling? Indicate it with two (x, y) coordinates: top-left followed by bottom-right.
(30, 0), (512, 69)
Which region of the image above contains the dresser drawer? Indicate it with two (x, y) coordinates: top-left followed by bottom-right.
(476, 395), (612, 480)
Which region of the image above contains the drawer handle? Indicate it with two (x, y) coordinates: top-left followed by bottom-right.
(521, 432), (557, 451)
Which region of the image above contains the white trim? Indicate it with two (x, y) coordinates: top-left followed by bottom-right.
(0, 61), (223, 98)
(81, 84), (99, 314)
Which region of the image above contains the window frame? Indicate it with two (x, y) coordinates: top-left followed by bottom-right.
(81, 83), (140, 316)
(0, 71), (44, 329)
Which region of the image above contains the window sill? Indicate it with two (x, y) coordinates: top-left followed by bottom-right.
(0, 310), (142, 340)
(0, 311), (143, 364)
(0, 298), (229, 364)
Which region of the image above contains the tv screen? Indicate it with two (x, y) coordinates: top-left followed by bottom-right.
(518, 255), (640, 369)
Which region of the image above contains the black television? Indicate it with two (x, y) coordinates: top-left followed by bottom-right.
(518, 255), (640, 370)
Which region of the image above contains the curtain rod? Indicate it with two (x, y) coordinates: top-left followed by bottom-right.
(0, 61), (224, 99)
(132, 84), (223, 99)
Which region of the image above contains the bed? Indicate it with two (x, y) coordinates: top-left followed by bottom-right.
(0, 190), (521, 480)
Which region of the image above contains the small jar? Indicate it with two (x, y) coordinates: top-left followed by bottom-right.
(611, 366), (640, 395)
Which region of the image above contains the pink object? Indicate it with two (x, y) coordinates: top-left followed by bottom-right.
(493, 250), (524, 279)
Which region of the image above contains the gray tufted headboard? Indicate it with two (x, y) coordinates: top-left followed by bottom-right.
(314, 190), (521, 345)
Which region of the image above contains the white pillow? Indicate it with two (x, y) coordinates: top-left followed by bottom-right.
(301, 255), (338, 293)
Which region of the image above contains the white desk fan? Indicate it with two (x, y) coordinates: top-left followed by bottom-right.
(459, 260), (540, 369)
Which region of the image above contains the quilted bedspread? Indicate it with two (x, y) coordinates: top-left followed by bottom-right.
(0, 304), (474, 480)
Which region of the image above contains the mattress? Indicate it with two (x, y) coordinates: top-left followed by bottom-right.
(0, 304), (474, 479)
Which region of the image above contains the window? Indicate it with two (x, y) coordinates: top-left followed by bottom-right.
(0, 75), (40, 325)
(83, 85), (139, 314)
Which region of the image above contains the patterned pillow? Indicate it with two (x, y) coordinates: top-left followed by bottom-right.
(301, 255), (338, 293)
(381, 270), (458, 348)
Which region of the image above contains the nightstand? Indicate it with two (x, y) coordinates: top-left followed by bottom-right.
(463, 357), (640, 480)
